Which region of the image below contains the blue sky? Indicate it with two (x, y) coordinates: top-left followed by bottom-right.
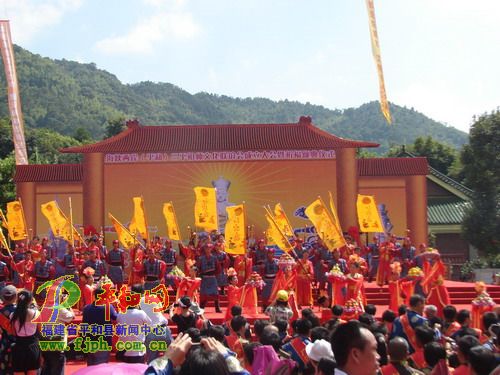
(1, 0), (500, 133)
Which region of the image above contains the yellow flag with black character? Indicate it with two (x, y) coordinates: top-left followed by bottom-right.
(224, 204), (246, 255)
(109, 213), (137, 249)
(265, 213), (293, 253)
(6, 201), (27, 240)
(193, 187), (218, 232)
(129, 197), (148, 241)
(163, 202), (181, 241)
(273, 203), (294, 237)
(356, 194), (384, 233)
(41, 201), (77, 241)
(305, 198), (344, 251)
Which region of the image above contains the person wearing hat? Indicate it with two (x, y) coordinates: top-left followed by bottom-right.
(214, 242), (229, 296)
(81, 248), (106, 283)
(261, 248), (279, 309)
(60, 244), (80, 284)
(33, 249), (56, 303)
(0, 285), (17, 374)
(251, 239), (268, 276)
(198, 244), (221, 313)
(106, 239), (125, 289)
(12, 243), (26, 287)
(296, 250), (314, 308)
(306, 339), (335, 374)
(170, 296), (199, 333)
(0, 255), (9, 291)
(265, 290), (293, 323)
(159, 239), (176, 287)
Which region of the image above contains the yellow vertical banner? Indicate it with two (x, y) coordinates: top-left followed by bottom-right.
(162, 202), (181, 241)
(265, 213), (293, 253)
(6, 201), (27, 240)
(305, 198), (345, 251)
(0, 227), (9, 254)
(328, 191), (343, 234)
(356, 194), (384, 233)
(365, 0), (392, 124)
(193, 186), (218, 232)
(41, 201), (75, 241)
(129, 196), (148, 241)
(224, 204), (246, 255)
(109, 213), (137, 249)
(273, 203), (294, 237)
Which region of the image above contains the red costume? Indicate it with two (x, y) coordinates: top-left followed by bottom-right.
(176, 276), (201, 304)
(269, 268), (297, 303)
(422, 260), (450, 318)
(129, 247), (144, 285)
(233, 255), (252, 287)
(295, 259), (313, 307)
(225, 284), (243, 321)
(376, 242), (395, 286)
(345, 272), (366, 309)
(239, 284), (259, 316)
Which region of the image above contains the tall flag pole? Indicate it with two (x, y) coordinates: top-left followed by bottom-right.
(0, 21), (28, 164)
(365, 0), (392, 124)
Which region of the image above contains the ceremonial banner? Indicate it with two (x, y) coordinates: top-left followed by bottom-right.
(0, 209), (8, 229)
(162, 202), (181, 241)
(357, 194), (384, 233)
(225, 204), (246, 255)
(193, 186), (218, 232)
(365, 0), (392, 124)
(273, 203), (294, 237)
(0, 225), (9, 253)
(6, 201), (27, 240)
(109, 213), (137, 249)
(265, 213), (293, 252)
(328, 191), (343, 234)
(129, 197), (148, 241)
(0, 21), (28, 164)
(305, 198), (344, 251)
(41, 201), (77, 241)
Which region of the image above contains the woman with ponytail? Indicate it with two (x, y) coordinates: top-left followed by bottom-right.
(10, 289), (41, 375)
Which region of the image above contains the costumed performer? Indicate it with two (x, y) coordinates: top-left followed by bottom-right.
(388, 261), (404, 313)
(233, 252), (253, 287)
(471, 282), (496, 331)
(240, 272), (264, 316)
(376, 238), (397, 286)
(175, 265), (201, 304)
(401, 267), (424, 306)
(422, 258), (450, 318)
(295, 250), (314, 308)
(225, 268), (242, 321)
(344, 261), (366, 315)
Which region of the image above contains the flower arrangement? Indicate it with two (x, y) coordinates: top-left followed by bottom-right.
(278, 253), (296, 270)
(82, 267), (95, 278)
(326, 264), (346, 282)
(408, 267), (423, 278)
(97, 275), (113, 289)
(342, 298), (363, 320)
(246, 272), (265, 289)
(472, 282), (495, 307)
(168, 266), (185, 278)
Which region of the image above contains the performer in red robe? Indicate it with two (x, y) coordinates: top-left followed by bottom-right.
(295, 251), (314, 307)
(225, 269), (243, 320)
(175, 265), (202, 304)
(388, 262), (404, 313)
(345, 261), (366, 311)
(422, 259), (450, 318)
(129, 245), (145, 285)
(470, 282), (496, 331)
(239, 280), (259, 316)
(376, 240), (396, 286)
(233, 253), (252, 287)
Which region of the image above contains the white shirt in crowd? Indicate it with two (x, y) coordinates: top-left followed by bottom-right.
(116, 308), (152, 357)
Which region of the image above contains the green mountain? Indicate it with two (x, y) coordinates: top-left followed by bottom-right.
(0, 45), (468, 153)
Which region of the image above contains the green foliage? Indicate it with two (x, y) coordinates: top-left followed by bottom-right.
(461, 111), (500, 255)
(0, 154), (16, 206)
(0, 45), (468, 152)
(26, 128), (82, 164)
(461, 254), (500, 279)
(105, 116), (126, 139)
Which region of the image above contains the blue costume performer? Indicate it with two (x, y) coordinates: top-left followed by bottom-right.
(61, 246), (79, 283)
(159, 241), (176, 286)
(82, 253), (106, 283)
(106, 240), (124, 288)
(143, 249), (165, 291)
(198, 245), (221, 312)
(261, 249), (279, 305)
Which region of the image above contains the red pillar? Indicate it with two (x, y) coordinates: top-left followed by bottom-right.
(336, 148), (358, 231)
(406, 175), (427, 247)
(83, 153), (104, 231)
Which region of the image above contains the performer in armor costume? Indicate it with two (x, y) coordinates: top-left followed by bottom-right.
(12, 244), (25, 287)
(311, 242), (332, 290)
(106, 240), (124, 289)
(143, 248), (166, 291)
(82, 250), (106, 283)
(292, 238), (306, 259)
(367, 237), (380, 282)
(399, 235), (416, 277)
(60, 245), (80, 283)
(252, 239), (267, 276)
(0, 260), (9, 291)
(198, 244), (221, 312)
(159, 240), (176, 287)
(214, 242), (229, 295)
(261, 248), (279, 308)
(34, 250), (55, 303)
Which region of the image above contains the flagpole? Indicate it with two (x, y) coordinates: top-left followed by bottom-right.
(69, 197), (74, 246)
(109, 212), (146, 250)
(17, 197), (29, 246)
(57, 201), (87, 247)
(0, 209), (11, 250)
(277, 203), (294, 238)
(141, 196), (150, 244)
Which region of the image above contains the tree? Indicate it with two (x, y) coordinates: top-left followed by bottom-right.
(387, 136), (459, 176)
(105, 117), (126, 139)
(73, 127), (92, 143)
(461, 111), (500, 254)
(0, 154), (16, 206)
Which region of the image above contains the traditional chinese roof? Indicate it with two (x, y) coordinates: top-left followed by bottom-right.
(357, 157), (429, 176)
(428, 198), (470, 225)
(14, 164), (83, 183)
(60, 117), (379, 154)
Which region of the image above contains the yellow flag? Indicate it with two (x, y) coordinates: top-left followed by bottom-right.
(265, 213), (293, 253)
(0, 226), (9, 254)
(356, 194), (384, 233)
(109, 213), (137, 249)
(273, 203), (294, 237)
(305, 198), (345, 251)
(328, 191), (343, 233)
(6, 201), (27, 241)
(41, 201), (76, 241)
(193, 186), (218, 232)
(163, 202), (181, 241)
(129, 197), (148, 240)
(366, 0), (392, 124)
(225, 204), (246, 255)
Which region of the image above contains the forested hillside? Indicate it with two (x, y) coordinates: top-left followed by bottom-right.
(0, 45), (468, 153)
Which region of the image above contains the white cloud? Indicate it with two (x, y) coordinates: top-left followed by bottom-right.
(95, 11), (200, 55)
(0, 0), (83, 43)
